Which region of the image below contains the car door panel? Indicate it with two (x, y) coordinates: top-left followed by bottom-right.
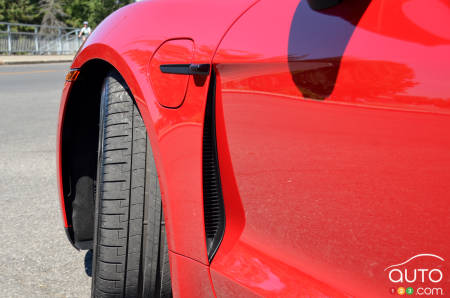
(211, 0), (450, 296)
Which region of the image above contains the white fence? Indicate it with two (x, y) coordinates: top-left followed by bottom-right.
(0, 22), (82, 55)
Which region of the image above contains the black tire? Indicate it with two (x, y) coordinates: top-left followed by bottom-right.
(92, 71), (172, 298)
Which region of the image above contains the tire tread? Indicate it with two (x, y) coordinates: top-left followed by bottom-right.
(92, 71), (171, 298)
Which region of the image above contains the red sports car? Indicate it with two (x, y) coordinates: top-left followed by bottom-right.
(57, 0), (450, 297)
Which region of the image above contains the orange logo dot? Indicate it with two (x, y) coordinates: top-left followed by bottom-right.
(397, 287), (406, 295)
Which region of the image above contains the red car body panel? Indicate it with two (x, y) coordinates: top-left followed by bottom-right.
(57, 0), (450, 296)
(211, 0), (450, 296)
(169, 251), (215, 298)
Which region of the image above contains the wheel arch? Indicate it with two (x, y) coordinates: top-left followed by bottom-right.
(58, 56), (165, 250)
(59, 58), (111, 249)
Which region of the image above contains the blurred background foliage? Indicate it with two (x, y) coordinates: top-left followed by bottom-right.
(0, 0), (134, 28)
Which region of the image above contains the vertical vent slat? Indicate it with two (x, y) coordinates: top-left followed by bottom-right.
(202, 71), (225, 262)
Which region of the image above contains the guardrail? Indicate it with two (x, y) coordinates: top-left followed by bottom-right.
(0, 22), (82, 55)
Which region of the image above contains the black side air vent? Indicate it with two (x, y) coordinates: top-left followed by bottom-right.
(202, 71), (225, 262)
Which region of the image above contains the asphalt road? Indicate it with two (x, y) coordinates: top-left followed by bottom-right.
(0, 63), (91, 297)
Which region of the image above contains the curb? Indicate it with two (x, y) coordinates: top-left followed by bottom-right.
(0, 57), (74, 65)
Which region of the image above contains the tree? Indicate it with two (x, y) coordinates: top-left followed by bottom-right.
(61, 0), (90, 28)
(0, 0), (40, 26)
(40, 0), (66, 33)
(0, 0), (133, 31)
(63, 0), (133, 29)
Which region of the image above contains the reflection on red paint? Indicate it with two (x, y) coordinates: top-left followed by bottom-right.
(211, 240), (347, 297)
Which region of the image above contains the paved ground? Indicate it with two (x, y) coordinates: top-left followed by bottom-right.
(0, 63), (91, 297)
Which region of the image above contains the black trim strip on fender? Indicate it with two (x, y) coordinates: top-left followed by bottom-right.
(160, 64), (210, 76)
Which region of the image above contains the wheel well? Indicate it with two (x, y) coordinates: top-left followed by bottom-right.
(61, 59), (112, 249)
